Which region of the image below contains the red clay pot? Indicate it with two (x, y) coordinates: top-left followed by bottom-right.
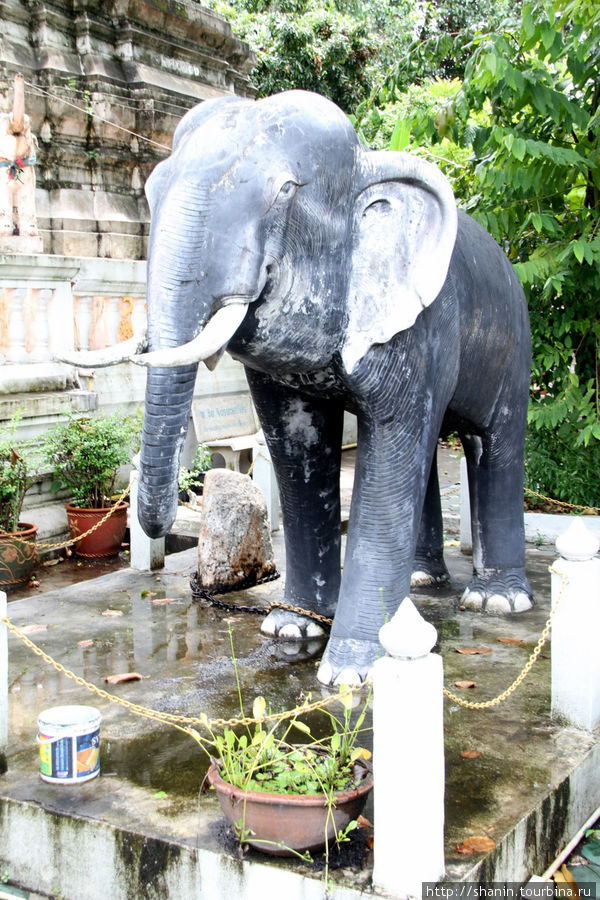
(66, 502), (127, 559)
(0, 523), (38, 588)
(207, 759), (373, 857)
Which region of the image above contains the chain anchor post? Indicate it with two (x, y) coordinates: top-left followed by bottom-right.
(551, 518), (600, 732)
(372, 597), (445, 896)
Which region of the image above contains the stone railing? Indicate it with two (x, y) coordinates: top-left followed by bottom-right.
(0, 254), (147, 368)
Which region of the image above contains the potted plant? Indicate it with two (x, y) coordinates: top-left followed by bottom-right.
(42, 411), (141, 559)
(0, 415), (37, 588)
(178, 443), (212, 502)
(191, 636), (373, 861)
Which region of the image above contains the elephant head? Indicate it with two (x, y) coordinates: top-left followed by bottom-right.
(58, 90), (457, 539)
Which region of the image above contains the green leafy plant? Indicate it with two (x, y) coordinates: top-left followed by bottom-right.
(178, 443), (212, 493)
(42, 411), (142, 509)
(0, 414), (31, 532)
(183, 626), (372, 863)
(357, 0), (600, 507)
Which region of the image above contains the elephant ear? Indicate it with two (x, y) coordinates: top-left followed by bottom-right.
(342, 151), (458, 374)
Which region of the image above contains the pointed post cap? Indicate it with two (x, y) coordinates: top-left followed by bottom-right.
(379, 597), (438, 659)
(556, 518), (600, 562)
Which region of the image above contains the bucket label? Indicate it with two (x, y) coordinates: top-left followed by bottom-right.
(38, 727), (100, 781)
(76, 730), (100, 778)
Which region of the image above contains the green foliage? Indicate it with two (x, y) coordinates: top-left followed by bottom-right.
(0, 415), (29, 533)
(204, 685), (371, 796)
(206, 0), (419, 113)
(178, 443), (212, 493)
(43, 412), (142, 509)
(362, 0), (600, 506)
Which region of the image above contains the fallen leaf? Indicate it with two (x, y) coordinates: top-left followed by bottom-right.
(357, 815), (373, 829)
(445, 539), (460, 547)
(497, 637), (525, 645)
(455, 647), (492, 655)
(152, 790), (168, 800)
(455, 844), (473, 856)
(366, 834), (374, 850)
(42, 558), (62, 567)
(150, 597), (178, 606)
(20, 623), (47, 634)
(458, 836), (496, 853)
(140, 590), (156, 598)
(104, 672), (143, 684)
(461, 750), (481, 759)
(102, 609), (123, 617)
(455, 680), (477, 689)
(77, 639), (94, 648)
(554, 866), (578, 896)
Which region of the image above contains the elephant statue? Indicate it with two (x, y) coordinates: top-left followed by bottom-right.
(60, 90), (533, 686)
(0, 75), (39, 238)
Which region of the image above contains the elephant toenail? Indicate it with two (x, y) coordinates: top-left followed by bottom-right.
(514, 593), (533, 612)
(334, 667), (363, 686)
(317, 661), (334, 685)
(279, 624), (302, 639)
(306, 621), (325, 637)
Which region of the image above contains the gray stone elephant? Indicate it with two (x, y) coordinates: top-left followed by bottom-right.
(63, 90), (533, 686)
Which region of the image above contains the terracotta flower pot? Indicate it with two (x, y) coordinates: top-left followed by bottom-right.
(66, 502), (128, 559)
(0, 522), (38, 589)
(207, 760), (373, 857)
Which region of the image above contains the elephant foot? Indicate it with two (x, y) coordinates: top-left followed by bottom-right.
(411, 553), (450, 588)
(317, 636), (383, 686)
(261, 607), (328, 640)
(462, 569), (533, 614)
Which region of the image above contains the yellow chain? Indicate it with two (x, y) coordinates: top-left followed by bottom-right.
(524, 488), (599, 515)
(35, 482), (132, 552)
(443, 566), (564, 709)
(1, 569), (566, 730)
(0, 614), (363, 731)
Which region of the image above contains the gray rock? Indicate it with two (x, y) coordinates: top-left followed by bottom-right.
(197, 469), (277, 592)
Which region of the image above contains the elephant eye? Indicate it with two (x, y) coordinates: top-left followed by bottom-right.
(275, 180), (299, 203)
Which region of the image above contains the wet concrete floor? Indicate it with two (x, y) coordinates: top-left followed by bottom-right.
(1, 448), (599, 896)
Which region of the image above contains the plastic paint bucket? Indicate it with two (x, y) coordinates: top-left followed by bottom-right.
(38, 705), (101, 784)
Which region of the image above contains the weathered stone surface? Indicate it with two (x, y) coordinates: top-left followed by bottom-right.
(0, 0), (256, 258)
(197, 469), (277, 592)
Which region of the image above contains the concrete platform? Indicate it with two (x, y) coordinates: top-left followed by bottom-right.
(2, 521), (600, 899)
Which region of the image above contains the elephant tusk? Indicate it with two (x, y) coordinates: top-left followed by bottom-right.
(54, 330), (149, 368)
(129, 302), (248, 368)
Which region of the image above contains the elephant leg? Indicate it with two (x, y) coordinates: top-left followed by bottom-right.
(460, 424), (533, 614)
(412, 447), (450, 587)
(317, 404), (444, 686)
(245, 368), (344, 640)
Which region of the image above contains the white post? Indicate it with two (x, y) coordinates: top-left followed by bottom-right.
(128, 455), (165, 571)
(551, 518), (600, 731)
(460, 456), (472, 553)
(373, 598), (445, 897)
(1, 591), (8, 771)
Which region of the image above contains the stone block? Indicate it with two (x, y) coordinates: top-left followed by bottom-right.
(196, 469), (277, 593)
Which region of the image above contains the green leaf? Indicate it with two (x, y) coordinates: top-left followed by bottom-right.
(389, 116), (412, 152)
(512, 138), (526, 161)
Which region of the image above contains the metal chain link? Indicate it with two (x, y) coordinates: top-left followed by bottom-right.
(443, 565), (564, 709)
(0, 614), (363, 730)
(1, 569), (566, 731)
(35, 482), (132, 552)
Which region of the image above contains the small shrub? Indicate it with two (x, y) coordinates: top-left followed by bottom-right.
(43, 412), (142, 509)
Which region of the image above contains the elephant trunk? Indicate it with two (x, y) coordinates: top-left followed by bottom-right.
(138, 362), (198, 538)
